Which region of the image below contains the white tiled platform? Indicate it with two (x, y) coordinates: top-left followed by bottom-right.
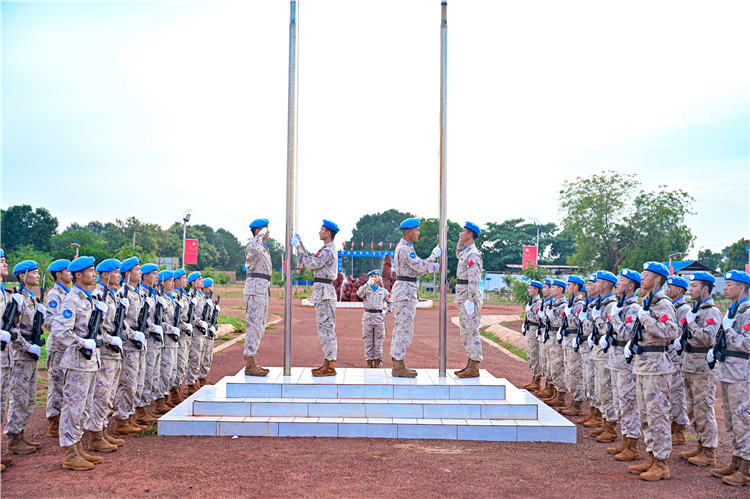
(158, 368), (575, 442)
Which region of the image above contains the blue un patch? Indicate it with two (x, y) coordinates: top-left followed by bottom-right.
(49, 300), (58, 309)
(63, 309), (73, 319)
(410, 252), (417, 259)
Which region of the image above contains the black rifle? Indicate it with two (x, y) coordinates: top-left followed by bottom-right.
(677, 301), (700, 356)
(573, 292), (589, 353)
(82, 295), (105, 361)
(543, 299), (552, 344)
(590, 296), (602, 344)
(198, 292), (211, 335)
(152, 288), (164, 342)
(1, 292), (21, 351)
(208, 295), (220, 339)
(557, 296), (574, 344)
(626, 291), (654, 364)
(521, 296), (533, 336)
(602, 292), (626, 353)
(709, 304), (739, 369)
(171, 291), (183, 342)
(536, 301), (546, 339)
(134, 287), (154, 349)
(109, 285), (128, 353)
(27, 286), (47, 360)
(184, 289), (195, 336)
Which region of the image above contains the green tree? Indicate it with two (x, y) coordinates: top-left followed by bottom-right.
(411, 218), (463, 279)
(481, 218), (573, 270)
(1, 205), (59, 252)
(560, 171), (694, 272)
(722, 238), (749, 272)
(5, 245), (54, 290)
(343, 209), (415, 276)
(697, 248), (723, 272)
(50, 229), (104, 259)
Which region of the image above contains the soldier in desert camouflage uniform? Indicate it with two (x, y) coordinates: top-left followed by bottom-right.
(520, 280), (544, 391)
(43, 258), (71, 437)
(243, 219), (273, 376)
(356, 270), (392, 367)
(453, 222), (484, 378)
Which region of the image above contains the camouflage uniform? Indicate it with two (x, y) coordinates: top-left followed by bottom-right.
(593, 294), (617, 422)
(580, 298), (598, 408)
(198, 296), (215, 379)
(681, 298), (721, 449)
(0, 288), (9, 423)
(4, 288), (40, 437)
(137, 285), (163, 408)
(173, 287), (192, 390)
(356, 283), (392, 361)
(159, 292), (179, 398)
(668, 297), (690, 426)
(297, 242), (339, 360)
(633, 290), (680, 461)
(606, 294), (641, 438)
(243, 233), (272, 357)
(113, 283), (146, 421)
(49, 285), (101, 448)
(455, 242), (483, 361)
(561, 296), (585, 403)
(716, 298), (750, 461)
(186, 290), (207, 386)
(525, 295), (543, 377)
(44, 282), (70, 420)
(546, 297), (567, 391)
(537, 298), (552, 379)
(85, 284), (122, 433)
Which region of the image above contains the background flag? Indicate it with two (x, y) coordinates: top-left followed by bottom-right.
(184, 239), (198, 265)
(521, 245), (537, 269)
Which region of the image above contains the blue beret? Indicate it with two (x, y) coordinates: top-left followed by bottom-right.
(96, 258), (121, 273)
(529, 280), (543, 289)
(552, 279), (567, 288)
(0, 248), (4, 258)
(689, 272), (715, 285)
(667, 275), (689, 289)
(173, 268), (186, 279)
(120, 257), (139, 273)
(567, 275), (586, 287)
(581, 286), (587, 294)
(187, 271), (201, 283)
(12, 260), (38, 276)
(619, 268), (641, 285)
(542, 278), (552, 285)
(725, 270), (750, 285)
(140, 263), (158, 275)
(68, 256), (95, 273)
(400, 217), (421, 230)
(596, 270), (618, 284)
(367, 270), (381, 276)
(250, 218), (269, 229)
(203, 277), (214, 287)
(588, 273), (598, 283)
(322, 219), (339, 233)
(158, 270), (174, 282)
(464, 221), (481, 236)
(642, 261), (669, 278)
(48, 259), (72, 272)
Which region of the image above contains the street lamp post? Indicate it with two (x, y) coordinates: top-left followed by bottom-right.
(182, 210), (192, 267)
(667, 251), (682, 276)
(527, 217), (540, 266)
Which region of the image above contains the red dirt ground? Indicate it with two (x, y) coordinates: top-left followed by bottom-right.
(0, 301), (744, 498)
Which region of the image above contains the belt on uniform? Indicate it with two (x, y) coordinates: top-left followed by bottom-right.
(562, 328), (578, 336)
(313, 278), (333, 285)
(365, 309), (382, 314)
(248, 272), (271, 281)
(611, 339), (628, 347)
(456, 279), (469, 285)
(685, 344), (710, 354)
(637, 345), (669, 354)
(719, 350), (750, 361)
(396, 276), (417, 283)
(527, 321), (540, 327)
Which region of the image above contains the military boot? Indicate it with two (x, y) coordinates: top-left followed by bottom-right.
(688, 446), (717, 467)
(62, 445), (93, 471)
(373, 359), (383, 368)
(680, 443), (703, 460)
(583, 408), (603, 428)
(311, 360), (328, 376)
(245, 356), (270, 376)
(47, 415), (60, 437)
(153, 398), (171, 415)
(540, 387), (558, 403)
(640, 459), (671, 481)
(456, 359), (480, 378)
(87, 430), (117, 453)
(538, 382), (555, 399)
(102, 430), (125, 447)
(135, 407), (155, 426)
(187, 383), (198, 395)
(561, 400), (583, 416)
(391, 358), (417, 378)
(75, 441), (103, 464)
(129, 415), (147, 431)
(20, 431), (41, 450)
(615, 437), (642, 461)
(6, 432), (36, 455)
(628, 452), (655, 475)
(312, 359), (337, 377)
(607, 436), (628, 455)
(1, 457), (13, 467)
(576, 406), (595, 425)
(454, 358), (471, 377)
(521, 375), (538, 390)
(596, 421), (618, 443)
(548, 390), (567, 407)
(671, 422), (687, 445)
(711, 456), (742, 477)
(722, 459), (750, 486)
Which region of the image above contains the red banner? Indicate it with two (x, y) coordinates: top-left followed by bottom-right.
(184, 239), (198, 265)
(522, 245), (538, 269)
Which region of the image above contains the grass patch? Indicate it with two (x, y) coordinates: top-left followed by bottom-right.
(686, 434), (698, 442)
(217, 334), (234, 342)
(265, 325), (276, 330)
(236, 337), (245, 343)
(218, 314), (245, 332)
(480, 330), (528, 361)
(136, 426), (158, 437)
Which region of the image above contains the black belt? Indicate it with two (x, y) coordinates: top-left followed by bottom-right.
(365, 309), (382, 314)
(527, 321), (540, 327)
(248, 272), (271, 281)
(637, 345), (669, 354)
(686, 345), (710, 354)
(313, 278), (333, 285)
(456, 279), (468, 285)
(720, 350), (750, 361)
(612, 340), (628, 347)
(396, 276), (417, 282)
(562, 328), (578, 336)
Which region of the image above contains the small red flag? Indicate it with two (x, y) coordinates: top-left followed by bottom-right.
(744, 323), (750, 332)
(659, 314), (670, 323)
(625, 316), (633, 323)
(522, 246), (537, 269)
(378, 241), (383, 247)
(361, 241), (364, 248)
(184, 239), (198, 265)
(706, 317), (715, 325)
(389, 242), (393, 249)
(680, 318), (686, 325)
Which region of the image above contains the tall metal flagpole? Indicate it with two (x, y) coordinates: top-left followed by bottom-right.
(438, 0), (448, 377)
(283, 0), (299, 376)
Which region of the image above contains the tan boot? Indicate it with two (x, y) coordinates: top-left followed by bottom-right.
(540, 387), (558, 402)
(628, 452), (655, 475)
(583, 409), (603, 428)
(87, 430), (117, 453)
(680, 443), (703, 460)
(62, 445), (94, 471)
(153, 398), (171, 415)
(548, 390), (567, 407)
(102, 429), (125, 446)
(456, 359), (480, 378)
(576, 406), (595, 425)
(688, 446), (717, 467)
(167, 388), (180, 406)
(640, 459), (671, 481)
(129, 415), (147, 431)
(312, 359), (337, 377)
(538, 382), (555, 398)
(47, 415), (60, 437)
(175, 387), (188, 402)
(1, 457), (13, 467)
(187, 383), (198, 395)
(75, 441), (103, 464)
(20, 430), (41, 450)
(561, 400), (583, 416)
(454, 358), (471, 377)
(712, 456), (742, 477)
(596, 421), (619, 443)
(607, 435), (628, 455)
(615, 437), (642, 461)
(6, 432), (36, 455)
(311, 360), (328, 376)
(526, 376), (542, 391)
(244, 356), (270, 377)
(722, 459), (750, 486)
(144, 405), (161, 420)
(163, 394), (176, 409)
(373, 359), (383, 368)
(391, 358), (417, 378)
(590, 420), (608, 437)
(135, 407), (155, 426)
(671, 423), (687, 445)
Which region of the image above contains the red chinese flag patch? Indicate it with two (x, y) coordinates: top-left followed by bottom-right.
(468, 260), (474, 267)
(744, 323), (750, 332)
(625, 316), (633, 324)
(680, 318), (686, 325)
(536, 309), (540, 314)
(659, 314), (670, 323)
(706, 318), (715, 325)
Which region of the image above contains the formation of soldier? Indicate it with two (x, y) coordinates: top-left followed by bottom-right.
(521, 263), (750, 485)
(1, 249), (219, 471)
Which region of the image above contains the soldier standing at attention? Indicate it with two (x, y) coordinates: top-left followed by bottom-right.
(0, 249), (13, 472)
(541, 279), (567, 406)
(664, 275), (691, 446)
(171, 268), (192, 403)
(156, 270), (179, 412)
(577, 274), (600, 426)
(292, 220), (340, 377)
(590, 270), (618, 444)
(136, 263), (163, 421)
(389, 218), (440, 378)
(454, 222), (483, 378)
(534, 279), (553, 397)
(185, 272), (207, 394)
(197, 277), (217, 386)
(356, 270), (392, 367)
(243, 218), (273, 376)
(559, 275), (586, 417)
(520, 280), (544, 391)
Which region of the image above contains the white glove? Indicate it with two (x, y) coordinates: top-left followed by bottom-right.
(215, 305), (221, 313)
(672, 337), (682, 352)
(110, 336), (123, 349)
(564, 305), (572, 316)
(592, 308), (601, 319)
(431, 246), (442, 258)
(556, 329), (563, 342)
(577, 308), (587, 321)
(145, 297), (155, 308)
(637, 307), (650, 321)
(624, 341), (633, 359)
(209, 325), (217, 335)
(686, 310), (697, 323)
(119, 297), (129, 311)
(722, 316), (735, 331)
(543, 307), (551, 319)
(82, 338), (97, 351)
(191, 297), (198, 305)
(464, 301), (475, 315)
(587, 334), (595, 348)
(257, 227), (268, 237)
(367, 278), (375, 286)
(185, 324), (193, 334)
(381, 310), (387, 318)
(427, 263), (438, 273)
(573, 336), (580, 349)
(157, 296), (168, 307)
(153, 325), (164, 336)
(12, 293), (24, 308)
(0, 330), (11, 343)
(706, 349), (715, 364)
(525, 304), (531, 313)
(198, 320), (208, 331)
(133, 331), (146, 344)
(610, 305), (622, 317)
(291, 234), (301, 249)
(35, 303), (47, 318)
(28, 344), (42, 357)
(598, 335), (609, 349)
(95, 301), (108, 314)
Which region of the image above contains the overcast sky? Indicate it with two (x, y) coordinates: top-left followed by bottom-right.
(2, 0), (748, 257)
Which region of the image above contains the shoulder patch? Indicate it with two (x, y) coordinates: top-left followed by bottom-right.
(63, 309), (73, 319)
(659, 314), (670, 323)
(706, 317), (715, 325)
(468, 260), (474, 267)
(49, 300), (58, 309)
(409, 252), (416, 259)
(625, 316), (633, 323)
(680, 317), (686, 325)
(744, 323), (750, 332)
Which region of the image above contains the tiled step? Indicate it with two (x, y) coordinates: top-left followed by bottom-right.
(225, 368), (506, 400)
(192, 396), (538, 420)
